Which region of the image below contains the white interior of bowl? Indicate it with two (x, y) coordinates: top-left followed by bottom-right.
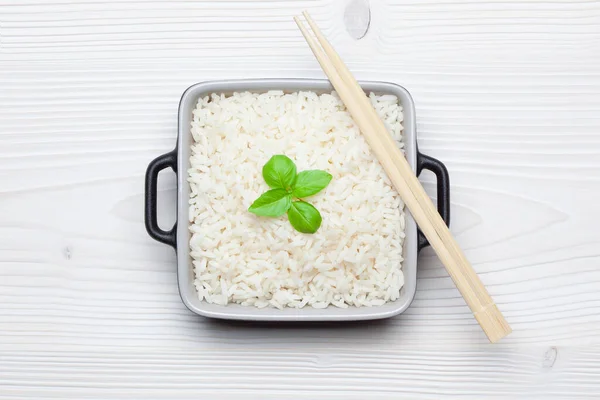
(176, 79), (418, 321)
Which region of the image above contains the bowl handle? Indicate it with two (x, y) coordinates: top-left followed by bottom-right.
(145, 149), (178, 249)
(416, 151), (451, 252)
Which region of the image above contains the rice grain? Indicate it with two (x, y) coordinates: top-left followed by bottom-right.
(188, 90), (405, 309)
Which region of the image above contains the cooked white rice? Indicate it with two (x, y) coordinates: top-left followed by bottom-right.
(188, 90), (405, 309)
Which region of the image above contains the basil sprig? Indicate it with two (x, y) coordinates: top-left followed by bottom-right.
(248, 155), (332, 234)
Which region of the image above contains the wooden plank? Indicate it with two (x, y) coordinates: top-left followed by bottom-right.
(0, 347), (598, 399)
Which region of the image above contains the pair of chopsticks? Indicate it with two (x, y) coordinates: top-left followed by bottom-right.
(294, 12), (511, 343)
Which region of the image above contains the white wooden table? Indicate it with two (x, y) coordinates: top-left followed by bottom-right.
(1, 1), (599, 398)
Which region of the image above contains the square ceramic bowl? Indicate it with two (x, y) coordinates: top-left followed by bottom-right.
(145, 79), (450, 321)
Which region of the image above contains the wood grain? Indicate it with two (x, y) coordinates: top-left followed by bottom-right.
(1, 0), (600, 397)
(0, 347), (598, 399)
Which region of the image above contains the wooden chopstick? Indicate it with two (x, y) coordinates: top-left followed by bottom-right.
(295, 12), (512, 343)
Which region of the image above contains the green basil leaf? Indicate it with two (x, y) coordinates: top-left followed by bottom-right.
(287, 201), (322, 234)
(248, 189), (292, 217)
(292, 170), (332, 198)
(262, 155), (297, 190)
